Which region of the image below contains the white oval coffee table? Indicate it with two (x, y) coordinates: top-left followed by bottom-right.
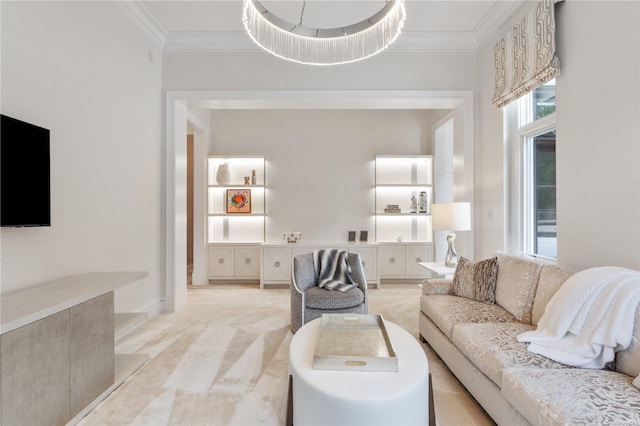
(288, 317), (429, 426)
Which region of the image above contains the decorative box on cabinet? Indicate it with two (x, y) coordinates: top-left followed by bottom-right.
(207, 244), (260, 281)
(261, 243), (379, 289)
(378, 243), (434, 280)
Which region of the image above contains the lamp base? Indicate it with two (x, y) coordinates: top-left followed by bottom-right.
(444, 231), (459, 268)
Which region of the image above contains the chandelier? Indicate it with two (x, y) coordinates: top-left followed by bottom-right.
(242, 0), (406, 66)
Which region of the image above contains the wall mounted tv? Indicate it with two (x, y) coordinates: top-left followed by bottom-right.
(1, 114), (51, 227)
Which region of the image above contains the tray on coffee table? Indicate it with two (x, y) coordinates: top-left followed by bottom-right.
(313, 313), (398, 372)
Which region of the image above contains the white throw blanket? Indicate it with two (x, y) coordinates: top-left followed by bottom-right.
(517, 266), (640, 369)
(313, 249), (357, 292)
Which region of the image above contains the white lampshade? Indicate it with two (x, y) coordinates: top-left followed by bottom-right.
(431, 202), (471, 231)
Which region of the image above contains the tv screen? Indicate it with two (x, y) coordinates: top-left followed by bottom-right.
(1, 114), (51, 227)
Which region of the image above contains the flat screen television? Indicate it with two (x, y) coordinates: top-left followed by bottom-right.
(1, 114), (51, 227)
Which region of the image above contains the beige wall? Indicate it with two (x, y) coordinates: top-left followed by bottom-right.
(162, 51), (477, 91)
(554, 1), (640, 270)
(474, 1), (640, 270)
(209, 109), (436, 243)
(1, 2), (164, 312)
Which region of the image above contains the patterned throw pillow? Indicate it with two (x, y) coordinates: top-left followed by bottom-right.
(452, 257), (476, 300)
(452, 257), (498, 304)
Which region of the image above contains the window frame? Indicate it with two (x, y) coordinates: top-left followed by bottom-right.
(504, 94), (557, 261)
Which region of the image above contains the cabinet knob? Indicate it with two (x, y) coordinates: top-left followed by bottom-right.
(245, 258), (251, 264)
(390, 258), (395, 264)
(416, 258), (422, 263)
(274, 261), (281, 267)
(218, 258), (224, 264)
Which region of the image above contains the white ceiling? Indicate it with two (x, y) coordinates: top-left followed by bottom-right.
(132, 0), (526, 51)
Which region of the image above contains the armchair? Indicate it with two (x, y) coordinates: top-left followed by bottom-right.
(290, 251), (368, 333)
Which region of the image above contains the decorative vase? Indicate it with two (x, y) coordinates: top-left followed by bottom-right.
(410, 195), (417, 213)
(216, 162), (230, 185)
(419, 191), (428, 213)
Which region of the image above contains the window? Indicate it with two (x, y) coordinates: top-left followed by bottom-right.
(505, 80), (556, 259)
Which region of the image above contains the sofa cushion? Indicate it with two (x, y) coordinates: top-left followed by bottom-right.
(452, 257), (498, 304)
(616, 304), (640, 377)
(305, 286), (364, 310)
(420, 295), (518, 339)
(452, 323), (572, 387)
(502, 367), (640, 426)
(421, 278), (452, 296)
(495, 254), (542, 324)
(531, 264), (574, 325)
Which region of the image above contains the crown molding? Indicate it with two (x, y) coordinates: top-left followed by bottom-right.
(474, 0), (529, 49)
(118, 0), (167, 48)
(122, 0), (526, 53)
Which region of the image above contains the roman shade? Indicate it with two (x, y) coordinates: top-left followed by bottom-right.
(492, 0), (562, 108)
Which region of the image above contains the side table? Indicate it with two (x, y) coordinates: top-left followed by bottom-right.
(419, 262), (457, 279)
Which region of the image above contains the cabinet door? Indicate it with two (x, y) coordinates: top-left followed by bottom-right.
(235, 246), (260, 278)
(349, 247), (377, 283)
(405, 245), (434, 277)
(208, 246), (235, 278)
(262, 248), (292, 282)
(378, 245), (405, 277)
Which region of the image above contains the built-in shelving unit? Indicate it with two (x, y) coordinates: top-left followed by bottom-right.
(207, 156), (265, 243)
(375, 155), (434, 280)
(206, 156), (265, 281)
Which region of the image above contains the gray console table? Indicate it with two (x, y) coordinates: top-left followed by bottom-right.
(1, 271), (148, 426)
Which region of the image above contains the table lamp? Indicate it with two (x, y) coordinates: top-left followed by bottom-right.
(431, 202), (471, 268)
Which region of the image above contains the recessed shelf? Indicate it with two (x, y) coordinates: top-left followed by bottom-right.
(375, 155), (433, 243)
(207, 155), (266, 244)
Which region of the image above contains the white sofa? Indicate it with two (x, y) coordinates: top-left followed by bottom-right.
(418, 253), (640, 425)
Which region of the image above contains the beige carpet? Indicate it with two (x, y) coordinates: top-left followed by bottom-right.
(79, 284), (494, 426)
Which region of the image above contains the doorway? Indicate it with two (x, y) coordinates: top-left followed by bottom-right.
(164, 90), (474, 312)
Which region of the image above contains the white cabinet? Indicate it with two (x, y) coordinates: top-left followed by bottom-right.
(208, 244), (261, 280)
(261, 243), (379, 288)
(378, 244), (405, 277)
(206, 156), (265, 282)
(261, 247), (292, 283)
(375, 155), (435, 281)
(208, 245), (235, 277)
(378, 243), (434, 279)
(348, 246), (378, 283)
(234, 245), (261, 278)
(404, 244), (434, 277)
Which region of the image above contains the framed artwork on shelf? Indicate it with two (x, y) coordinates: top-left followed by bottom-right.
(226, 189), (251, 213)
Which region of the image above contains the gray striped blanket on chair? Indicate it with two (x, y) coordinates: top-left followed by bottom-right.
(312, 249), (357, 292)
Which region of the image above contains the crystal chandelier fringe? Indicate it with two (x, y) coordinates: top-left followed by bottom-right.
(243, 0), (406, 66)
